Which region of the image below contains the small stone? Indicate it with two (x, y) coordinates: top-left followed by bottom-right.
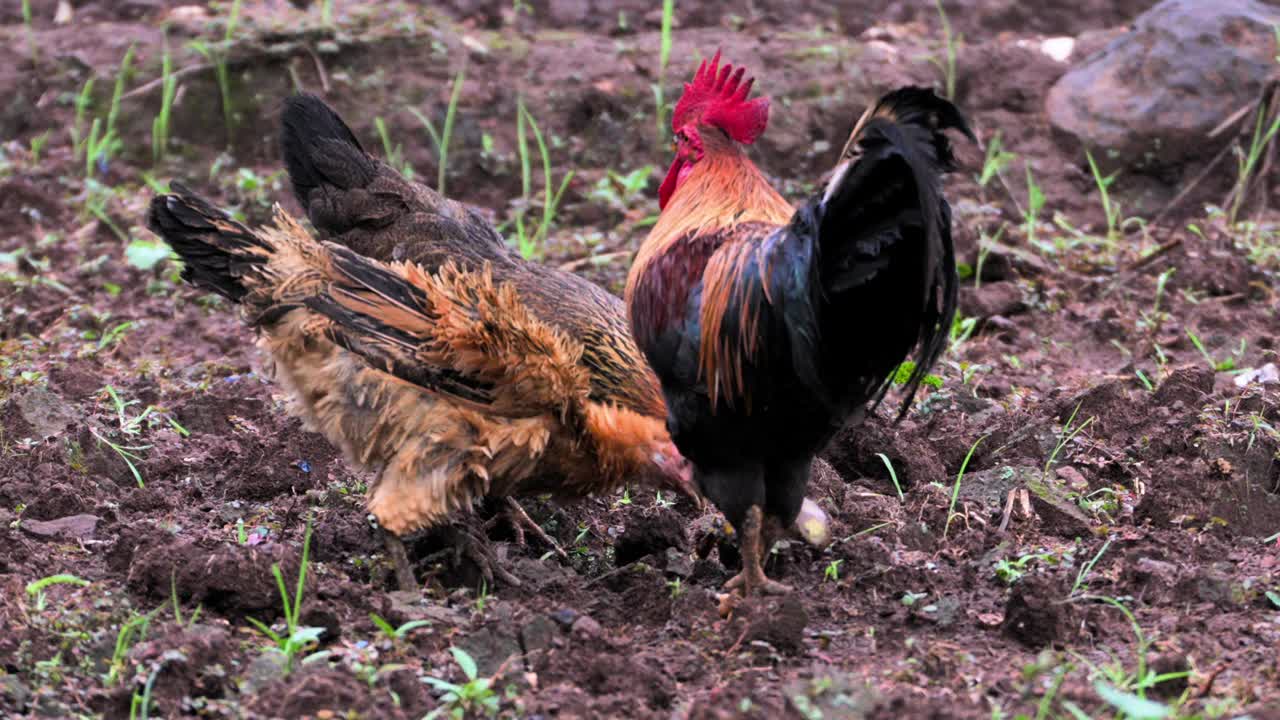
(240, 651), (288, 694)
(1054, 466), (1089, 492)
(14, 388), (77, 439)
(959, 281), (1025, 319)
(520, 615), (558, 656)
(21, 514), (100, 540)
(664, 547), (694, 578)
(569, 615), (602, 640)
(549, 608), (579, 628)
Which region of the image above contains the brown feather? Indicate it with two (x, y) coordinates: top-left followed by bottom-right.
(150, 193), (688, 537)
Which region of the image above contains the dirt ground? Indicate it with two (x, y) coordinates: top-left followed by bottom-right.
(1, 0), (1278, 718)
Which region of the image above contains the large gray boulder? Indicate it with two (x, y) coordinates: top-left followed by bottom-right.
(1046, 0), (1280, 167)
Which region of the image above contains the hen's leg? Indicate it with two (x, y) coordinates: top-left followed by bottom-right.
(385, 531), (418, 593)
(723, 505), (792, 596)
(502, 497), (568, 560)
(446, 516), (523, 588)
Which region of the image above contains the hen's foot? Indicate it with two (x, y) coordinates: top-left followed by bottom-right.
(497, 497), (568, 560)
(446, 520), (523, 588)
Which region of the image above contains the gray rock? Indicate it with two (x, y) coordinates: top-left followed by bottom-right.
(519, 615), (558, 656)
(1046, 0), (1280, 166)
(21, 514), (100, 540)
(664, 546), (694, 578)
(570, 615), (603, 640)
(240, 651), (288, 695)
(15, 388), (77, 439)
(458, 624), (521, 676)
(0, 674), (29, 709)
(1026, 474), (1094, 539)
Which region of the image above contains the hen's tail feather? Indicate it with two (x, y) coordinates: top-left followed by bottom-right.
(145, 182), (271, 303)
(147, 188), (585, 419)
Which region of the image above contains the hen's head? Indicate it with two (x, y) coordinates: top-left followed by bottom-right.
(659, 50), (770, 209)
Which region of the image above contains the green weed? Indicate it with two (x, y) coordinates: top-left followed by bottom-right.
(151, 40), (177, 164)
(369, 612), (430, 643)
(410, 70), (466, 195)
(22, 0), (36, 64)
(424, 647), (500, 719)
(1023, 162), (1046, 248)
(1084, 149), (1123, 243)
(875, 452), (905, 501)
(188, 0), (243, 146)
(823, 559), (842, 583)
(374, 116), (410, 177)
(1043, 401), (1094, 482)
(928, 0), (961, 101)
(1070, 538), (1112, 596)
(1227, 32), (1280, 223)
(247, 519), (328, 673)
(1185, 328), (1237, 372)
(652, 0), (676, 147)
(509, 99), (574, 259)
(943, 435), (986, 540)
(26, 574), (89, 611)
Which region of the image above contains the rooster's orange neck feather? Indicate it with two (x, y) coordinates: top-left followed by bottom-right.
(627, 131), (792, 308)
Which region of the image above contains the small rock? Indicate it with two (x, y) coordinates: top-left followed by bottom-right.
(614, 507), (687, 567)
(549, 608), (578, 628)
(664, 547), (694, 578)
(241, 651), (288, 695)
(1047, 0), (1280, 166)
(569, 615), (603, 640)
(20, 514), (100, 540)
(1026, 475), (1093, 539)
(741, 595), (808, 655)
(14, 388), (77, 439)
(0, 674), (29, 710)
(1002, 576), (1076, 648)
(1234, 363), (1279, 387)
(520, 615), (558, 656)
(959, 281), (1025, 319)
(1054, 466), (1089, 492)
(458, 625), (521, 676)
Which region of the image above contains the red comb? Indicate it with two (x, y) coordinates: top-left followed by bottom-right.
(671, 50), (770, 145)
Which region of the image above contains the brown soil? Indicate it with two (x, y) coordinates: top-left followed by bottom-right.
(2, 1), (1278, 718)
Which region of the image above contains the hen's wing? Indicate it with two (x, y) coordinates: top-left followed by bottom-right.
(281, 93), (507, 270)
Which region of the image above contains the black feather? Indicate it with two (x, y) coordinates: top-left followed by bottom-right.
(280, 94), (377, 207)
(146, 185), (268, 303)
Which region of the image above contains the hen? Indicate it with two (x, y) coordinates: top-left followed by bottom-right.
(147, 185), (693, 591)
(626, 52), (973, 597)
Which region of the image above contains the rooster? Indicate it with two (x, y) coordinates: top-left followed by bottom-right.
(626, 52), (973, 596)
(147, 186), (696, 591)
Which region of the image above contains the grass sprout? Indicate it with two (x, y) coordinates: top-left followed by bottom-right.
(247, 518), (327, 673)
(424, 647), (500, 719)
(151, 39), (177, 164)
(876, 452), (905, 501)
(943, 435), (986, 540)
(653, 0), (676, 146)
(928, 0), (961, 101)
(509, 99), (574, 259)
(410, 70), (466, 196)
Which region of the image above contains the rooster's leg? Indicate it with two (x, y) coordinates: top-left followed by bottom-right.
(723, 505), (792, 596)
(384, 531), (418, 593)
